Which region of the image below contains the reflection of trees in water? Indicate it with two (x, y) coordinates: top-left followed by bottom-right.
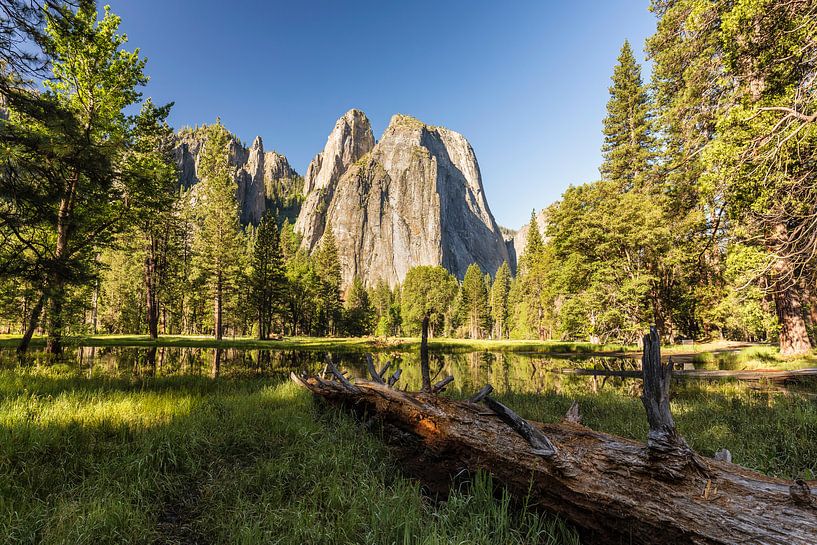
(0, 348), (644, 401)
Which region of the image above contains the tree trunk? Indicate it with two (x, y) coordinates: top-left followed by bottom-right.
(46, 171), (79, 356)
(145, 234), (162, 340)
(214, 272), (223, 341)
(211, 348), (221, 378)
(769, 223), (812, 356)
(293, 330), (817, 545)
(17, 291), (46, 355)
(774, 284), (811, 356)
(145, 237), (159, 340)
(46, 274), (65, 355)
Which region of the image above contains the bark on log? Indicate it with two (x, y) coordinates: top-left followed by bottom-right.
(292, 372), (816, 544)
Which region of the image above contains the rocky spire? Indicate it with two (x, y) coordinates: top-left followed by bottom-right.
(295, 109), (375, 247)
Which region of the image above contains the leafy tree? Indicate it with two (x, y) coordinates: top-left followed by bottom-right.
(1, 3), (148, 354)
(491, 261), (511, 339)
(250, 209), (286, 339)
(191, 121), (244, 340)
(400, 265), (457, 337)
(459, 263), (491, 339)
(648, 0), (816, 354)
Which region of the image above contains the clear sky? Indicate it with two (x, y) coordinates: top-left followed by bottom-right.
(105, 0), (657, 230)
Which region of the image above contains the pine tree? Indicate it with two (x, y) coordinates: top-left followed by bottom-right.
(251, 210), (286, 339)
(343, 276), (374, 336)
(518, 211), (550, 339)
(460, 263), (491, 339)
(313, 223), (342, 335)
(127, 99), (178, 340)
(491, 261), (512, 339)
(600, 40), (654, 189)
(192, 121), (244, 340)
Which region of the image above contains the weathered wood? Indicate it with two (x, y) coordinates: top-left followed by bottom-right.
(292, 373), (817, 545)
(377, 360), (392, 379)
(641, 328), (682, 448)
(563, 401), (581, 424)
(469, 384), (493, 403)
(431, 375), (454, 393)
(482, 395), (557, 457)
(387, 368), (402, 387)
(365, 355), (385, 384)
(326, 355), (358, 392)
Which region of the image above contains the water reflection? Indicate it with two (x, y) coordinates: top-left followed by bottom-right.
(1, 346), (813, 399)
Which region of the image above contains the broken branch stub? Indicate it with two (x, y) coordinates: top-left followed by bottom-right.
(470, 384), (493, 403)
(641, 327), (682, 450)
(564, 401), (582, 424)
(432, 375), (454, 393)
(365, 354), (385, 384)
(387, 368), (402, 387)
(326, 354), (359, 393)
(482, 395), (557, 457)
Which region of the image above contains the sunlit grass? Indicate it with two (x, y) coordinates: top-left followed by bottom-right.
(0, 363), (579, 545)
(691, 345), (817, 371)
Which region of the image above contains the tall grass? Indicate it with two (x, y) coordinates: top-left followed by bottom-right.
(0, 364), (578, 545)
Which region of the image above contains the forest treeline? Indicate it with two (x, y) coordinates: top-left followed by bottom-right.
(1, 1), (816, 355)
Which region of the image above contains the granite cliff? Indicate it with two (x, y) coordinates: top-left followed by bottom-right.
(174, 127), (301, 225)
(295, 110), (510, 287)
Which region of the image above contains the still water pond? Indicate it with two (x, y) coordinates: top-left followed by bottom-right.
(3, 345), (814, 398)
(0, 345), (654, 392)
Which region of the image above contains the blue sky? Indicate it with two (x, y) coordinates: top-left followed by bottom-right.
(106, 0), (656, 230)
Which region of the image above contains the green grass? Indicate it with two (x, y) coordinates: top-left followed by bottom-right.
(390, 356), (817, 479)
(0, 363), (579, 545)
(0, 333), (632, 354)
(691, 345), (817, 371)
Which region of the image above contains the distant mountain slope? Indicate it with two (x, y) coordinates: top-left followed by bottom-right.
(174, 126), (302, 225)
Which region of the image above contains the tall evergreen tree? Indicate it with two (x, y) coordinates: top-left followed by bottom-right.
(460, 263), (490, 339)
(126, 99), (177, 340)
(600, 40), (654, 189)
(491, 261), (511, 339)
(517, 211), (551, 339)
(648, 0), (817, 355)
(343, 276), (374, 336)
(314, 223), (342, 335)
(192, 121), (243, 340)
(250, 209), (286, 339)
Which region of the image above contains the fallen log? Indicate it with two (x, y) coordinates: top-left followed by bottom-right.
(292, 327), (816, 545)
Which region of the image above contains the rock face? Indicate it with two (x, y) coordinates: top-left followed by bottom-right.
(295, 111), (510, 287)
(295, 109), (375, 247)
(174, 128), (300, 225)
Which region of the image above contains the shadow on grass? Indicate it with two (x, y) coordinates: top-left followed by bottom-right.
(0, 367), (580, 545)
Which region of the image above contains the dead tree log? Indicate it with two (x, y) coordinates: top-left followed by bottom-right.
(294, 334), (817, 545)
